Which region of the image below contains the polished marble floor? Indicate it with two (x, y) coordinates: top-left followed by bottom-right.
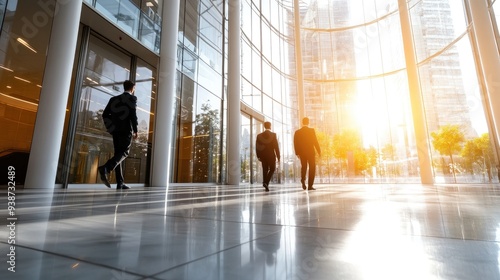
(1, 183), (500, 279)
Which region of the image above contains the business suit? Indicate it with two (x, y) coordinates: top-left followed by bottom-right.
(99, 89), (138, 189)
(256, 128), (280, 191)
(294, 125), (321, 190)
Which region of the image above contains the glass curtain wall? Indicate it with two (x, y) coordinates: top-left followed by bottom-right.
(298, 0), (412, 183)
(0, 1), (55, 185)
(409, 0), (497, 183)
(294, 0), (498, 183)
(240, 0), (298, 185)
(175, 0), (224, 183)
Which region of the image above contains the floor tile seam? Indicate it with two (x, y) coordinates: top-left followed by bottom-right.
(145, 212), (289, 227)
(4, 187), (456, 205)
(1, 190), (301, 211)
(5, 185), (305, 196)
(3, 211), (291, 229)
(0, 241), (149, 278)
(7, 207), (500, 224)
(123, 213), (344, 233)
(145, 233), (270, 278)
(8, 212), (288, 233)
(0, 195), (490, 205)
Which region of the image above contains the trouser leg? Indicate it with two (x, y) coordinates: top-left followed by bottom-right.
(115, 162), (123, 185)
(308, 158), (316, 187)
(266, 162), (276, 185)
(300, 156), (308, 182)
(261, 161), (269, 184)
(104, 132), (131, 183)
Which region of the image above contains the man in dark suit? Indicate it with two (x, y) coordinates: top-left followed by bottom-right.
(256, 121), (280, 191)
(294, 117), (321, 190)
(98, 80), (138, 190)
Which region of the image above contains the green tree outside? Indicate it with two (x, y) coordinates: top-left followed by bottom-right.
(461, 133), (494, 182)
(430, 124), (465, 183)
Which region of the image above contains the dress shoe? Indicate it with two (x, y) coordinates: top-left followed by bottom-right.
(263, 183), (269, 192)
(301, 180), (306, 190)
(98, 166), (111, 188)
(117, 184), (130, 190)
(307, 186), (316, 190)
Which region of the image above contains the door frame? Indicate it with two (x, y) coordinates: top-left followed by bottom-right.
(240, 102), (265, 184)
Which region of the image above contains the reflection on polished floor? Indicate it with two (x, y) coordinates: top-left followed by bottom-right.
(1, 183), (500, 279)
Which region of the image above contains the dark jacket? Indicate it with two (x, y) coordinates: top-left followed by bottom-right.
(294, 126), (321, 158)
(256, 130), (280, 162)
(102, 92), (138, 134)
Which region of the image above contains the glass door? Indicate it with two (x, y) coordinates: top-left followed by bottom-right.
(241, 113), (251, 183)
(252, 119), (263, 185)
(240, 112), (264, 185)
(68, 34), (131, 184)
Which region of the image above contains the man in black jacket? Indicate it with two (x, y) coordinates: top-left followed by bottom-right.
(256, 121), (280, 191)
(294, 117), (321, 190)
(98, 80), (138, 189)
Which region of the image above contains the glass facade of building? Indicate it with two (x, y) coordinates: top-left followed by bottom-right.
(174, 0), (224, 183)
(0, 0), (56, 185)
(296, 0), (498, 183)
(240, 0), (298, 184)
(0, 0), (499, 187)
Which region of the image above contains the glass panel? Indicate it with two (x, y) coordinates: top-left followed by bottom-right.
(241, 39), (252, 80)
(252, 88), (262, 112)
(271, 31), (281, 69)
(199, 1), (223, 52)
(95, 0), (140, 37)
(241, 77), (253, 106)
(199, 37), (222, 74)
(133, 59), (157, 184)
(261, 0), (270, 21)
(90, 0), (161, 53)
(241, 0), (251, 38)
(139, 11), (161, 52)
(270, 0), (279, 28)
(252, 49), (261, 89)
(182, 48), (197, 80)
(183, 0), (199, 53)
(197, 59), (222, 98)
(262, 61), (272, 95)
(0, 1), (55, 184)
(177, 75), (196, 182)
(68, 35), (131, 184)
(241, 113), (251, 183)
(251, 8), (260, 49)
(252, 119), (263, 184)
(0, 0), (6, 26)
(262, 22), (271, 60)
(193, 86), (221, 182)
(420, 36), (494, 183)
(272, 68), (282, 102)
(410, 0), (468, 63)
(263, 93), (273, 119)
